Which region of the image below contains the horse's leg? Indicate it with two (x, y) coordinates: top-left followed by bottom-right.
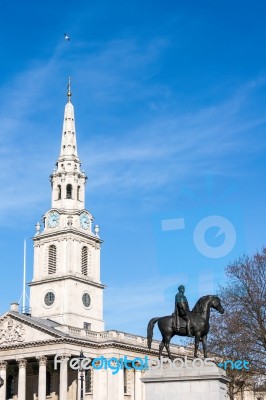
(159, 339), (165, 359)
(164, 335), (174, 361)
(202, 335), (207, 358)
(194, 333), (201, 358)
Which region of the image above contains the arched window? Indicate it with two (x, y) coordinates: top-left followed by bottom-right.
(58, 185), (61, 200)
(66, 184), (72, 199)
(85, 368), (92, 393)
(48, 245), (57, 274)
(81, 246), (88, 276)
(77, 186), (80, 201)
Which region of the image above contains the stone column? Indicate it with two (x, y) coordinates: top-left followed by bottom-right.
(93, 366), (107, 399)
(37, 356), (47, 400)
(17, 358), (27, 400)
(135, 370), (143, 400)
(59, 355), (69, 400)
(0, 361), (7, 400)
(117, 368), (124, 400)
(107, 364), (124, 400)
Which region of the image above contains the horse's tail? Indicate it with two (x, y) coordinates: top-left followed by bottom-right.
(147, 317), (160, 349)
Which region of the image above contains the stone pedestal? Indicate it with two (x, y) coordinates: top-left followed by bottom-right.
(141, 363), (230, 400)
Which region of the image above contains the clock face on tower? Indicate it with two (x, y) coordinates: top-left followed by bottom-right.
(47, 211), (60, 228)
(80, 212), (90, 230)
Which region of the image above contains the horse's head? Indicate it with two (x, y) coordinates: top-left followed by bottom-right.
(210, 296), (224, 314)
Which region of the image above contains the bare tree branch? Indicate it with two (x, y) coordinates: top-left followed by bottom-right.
(208, 248), (266, 399)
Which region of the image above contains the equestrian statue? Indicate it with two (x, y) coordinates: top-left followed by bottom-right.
(147, 285), (224, 359)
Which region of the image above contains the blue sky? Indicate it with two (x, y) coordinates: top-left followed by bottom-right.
(1, 0), (266, 340)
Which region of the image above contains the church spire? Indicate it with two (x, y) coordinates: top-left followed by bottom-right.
(50, 79), (87, 210)
(59, 78), (78, 159)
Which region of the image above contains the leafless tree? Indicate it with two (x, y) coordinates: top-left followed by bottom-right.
(208, 247), (266, 399)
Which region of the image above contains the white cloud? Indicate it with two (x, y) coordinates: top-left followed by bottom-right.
(81, 86), (266, 195)
(1, 35), (266, 223)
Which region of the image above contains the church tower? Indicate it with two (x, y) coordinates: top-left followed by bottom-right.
(29, 80), (104, 331)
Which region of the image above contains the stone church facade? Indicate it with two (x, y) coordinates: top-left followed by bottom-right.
(0, 82), (183, 400)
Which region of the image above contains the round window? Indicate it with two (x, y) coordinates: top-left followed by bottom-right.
(82, 293), (91, 308)
(44, 292), (55, 306)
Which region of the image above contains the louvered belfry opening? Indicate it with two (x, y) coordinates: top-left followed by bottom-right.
(58, 185), (62, 200)
(81, 246), (88, 275)
(66, 184), (72, 199)
(48, 245), (57, 274)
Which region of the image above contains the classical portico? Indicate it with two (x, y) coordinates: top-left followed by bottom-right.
(0, 307), (177, 399)
(0, 355), (70, 400)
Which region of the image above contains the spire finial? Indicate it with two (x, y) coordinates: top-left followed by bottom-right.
(67, 77), (72, 103)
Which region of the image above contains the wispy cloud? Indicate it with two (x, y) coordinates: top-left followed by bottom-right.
(82, 84), (266, 195)
(0, 49), (63, 221)
(1, 35), (266, 224)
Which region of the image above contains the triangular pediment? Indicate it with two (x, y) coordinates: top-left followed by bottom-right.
(0, 312), (63, 347)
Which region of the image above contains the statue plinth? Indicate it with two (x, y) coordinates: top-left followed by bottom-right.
(141, 363), (230, 400)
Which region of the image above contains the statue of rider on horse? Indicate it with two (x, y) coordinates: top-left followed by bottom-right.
(147, 285), (224, 359)
(173, 284), (193, 337)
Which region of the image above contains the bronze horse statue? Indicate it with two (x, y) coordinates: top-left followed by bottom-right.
(147, 295), (224, 359)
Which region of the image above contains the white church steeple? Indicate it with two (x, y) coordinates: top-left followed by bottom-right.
(59, 77), (79, 159)
(29, 81), (104, 331)
(50, 78), (87, 211)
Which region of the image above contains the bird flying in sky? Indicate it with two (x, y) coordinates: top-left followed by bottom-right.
(64, 33), (70, 41)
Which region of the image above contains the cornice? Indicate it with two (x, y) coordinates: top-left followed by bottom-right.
(32, 228), (102, 244)
(0, 317), (188, 359)
(0, 335), (185, 359)
(28, 275), (105, 289)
